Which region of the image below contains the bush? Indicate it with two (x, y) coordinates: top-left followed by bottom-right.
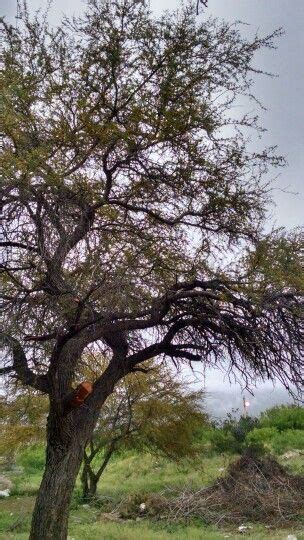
(209, 429), (239, 454)
(259, 405), (304, 432)
(199, 414), (260, 455)
(271, 429), (304, 454)
(207, 413), (259, 454)
(200, 406), (304, 456)
(195, 428), (216, 454)
(246, 427), (278, 450)
(17, 444), (45, 474)
(246, 426), (304, 455)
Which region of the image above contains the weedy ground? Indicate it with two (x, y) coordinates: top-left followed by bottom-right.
(0, 449), (303, 540)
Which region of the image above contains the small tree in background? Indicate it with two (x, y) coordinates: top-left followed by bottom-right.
(0, 391), (48, 464)
(1, 0), (303, 538)
(81, 357), (206, 501)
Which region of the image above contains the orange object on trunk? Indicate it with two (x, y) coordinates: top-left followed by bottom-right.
(69, 381), (93, 408)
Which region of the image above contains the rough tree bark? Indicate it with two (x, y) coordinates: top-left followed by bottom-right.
(29, 441), (84, 539)
(29, 404), (96, 540)
(29, 350), (127, 540)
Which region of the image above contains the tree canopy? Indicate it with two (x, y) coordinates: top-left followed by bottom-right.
(1, 1), (302, 399)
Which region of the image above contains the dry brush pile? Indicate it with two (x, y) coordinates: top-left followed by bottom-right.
(118, 455), (304, 527)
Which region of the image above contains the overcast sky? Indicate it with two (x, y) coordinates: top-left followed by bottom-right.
(1, 0), (303, 412)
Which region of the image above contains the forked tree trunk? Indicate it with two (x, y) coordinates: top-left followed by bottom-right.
(81, 442), (117, 501)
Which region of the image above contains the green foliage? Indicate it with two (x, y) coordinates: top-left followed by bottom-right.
(259, 404), (304, 432)
(222, 414), (259, 443)
(0, 393), (48, 459)
(208, 429), (239, 454)
(80, 358), (210, 501)
(83, 356), (208, 473)
(194, 428), (214, 454)
(271, 430), (304, 454)
(205, 405), (304, 457)
(245, 405), (304, 454)
(246, 427), (278, 449)
(201, 413), (259, 454)
(246, 230), (304, 291)
(16, 444), (45, 475)
(152, 403), (304, 460)
(134, 392), (206, 460)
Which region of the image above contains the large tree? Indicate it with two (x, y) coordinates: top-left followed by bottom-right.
(0, 1), (303, 538)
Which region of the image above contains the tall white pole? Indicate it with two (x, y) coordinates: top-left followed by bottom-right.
(16, 1), (22, 28)
(243, 396), (247, 417)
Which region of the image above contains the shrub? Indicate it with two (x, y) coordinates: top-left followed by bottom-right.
(209, 429), (239, 454)
(200, 406), (304, 456)
(199, 414), (260, 454)
(271, 429), (304, 454)
(259, 405), (304, 432)
(245, 427), (278, 449)
(195, 428), (217, 453)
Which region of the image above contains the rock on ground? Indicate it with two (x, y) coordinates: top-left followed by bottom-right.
(0, 476), (13, 490)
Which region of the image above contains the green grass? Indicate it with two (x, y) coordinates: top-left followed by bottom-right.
(0, 448), (303, 540)
(1, 509), (303, 540)
(1, 499), (303, 540)
(69, 516), (225, 540)
(81, 451), (234, 500)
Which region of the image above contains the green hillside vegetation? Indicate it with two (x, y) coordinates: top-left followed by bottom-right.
(200, 405), (304, 458)
(0, 447), (303, 540)
(0, 404), (303, 539)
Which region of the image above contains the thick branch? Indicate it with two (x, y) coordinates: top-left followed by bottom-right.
(0, 333), (49, 393)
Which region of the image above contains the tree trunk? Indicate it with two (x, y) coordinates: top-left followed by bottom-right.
(29, 405), (96, 540)
(29, 444), (83, 539)
(29, 351), (126, 539)
(81, 442), (116, 502)
(81, 462), (98, 502)
(81, 462), (90, 501)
